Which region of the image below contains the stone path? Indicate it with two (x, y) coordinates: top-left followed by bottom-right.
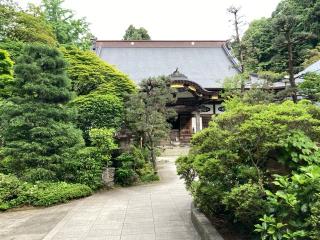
(0, 147), (200, 240)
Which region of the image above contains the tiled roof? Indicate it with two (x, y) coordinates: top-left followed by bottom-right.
(247, 60), (320, 90)
(94, 40), (239, 89)
(296, 60), (320, 79)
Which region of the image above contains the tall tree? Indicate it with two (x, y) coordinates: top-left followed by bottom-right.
(272, 4), (313, 103)
(125, 76), (175, 169)
(41, 0), (93, 49)
(228, 6), (246, 92)
(241, 0), (319, 74)
(123, 25), (151, 40)
(228, 6), (245, 72)
(0, 45), (84, 181)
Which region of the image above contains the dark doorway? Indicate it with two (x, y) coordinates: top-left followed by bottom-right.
(179, 113), (192, 143)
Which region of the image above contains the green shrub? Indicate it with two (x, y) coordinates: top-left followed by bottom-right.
(176, 100), (320, 238)
(114, 147), (159, 186)
(308, 194), (320, 239)
(29, 182), (92, 206)
(191, 181), (225, 216)
(70, 147), (104, 190)
(131, 146), (150, 168)
(70, 94), (123, 142)
(0, 49), (14, 99)
(0, 173), (27, 210)
(115, 167), (137, 186)
(22, 168), (57, 183)
(138, 163), (159, 182)
(0, 40), (24, 62)
(235, 165), (260, 183)
(114, 153), (138, 186)
(255, 165), (320, 239)
(176, 155), (196, 188)
(278, 131), (320, 168)
(66, 128), (117, 190)
(299, 73), (320, 101)
(222, 183), (267, 227)
(0, 173), (92, 210)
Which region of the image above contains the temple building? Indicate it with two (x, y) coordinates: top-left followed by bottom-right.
(93, 40), (240, 143)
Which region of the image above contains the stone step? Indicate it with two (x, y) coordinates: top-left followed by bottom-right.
(160, 146), (190, 157)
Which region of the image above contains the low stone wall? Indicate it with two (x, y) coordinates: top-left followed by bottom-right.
(191, 202), (224, 240)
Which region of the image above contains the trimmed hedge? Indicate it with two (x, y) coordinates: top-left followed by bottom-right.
(0, 173), (92, 210)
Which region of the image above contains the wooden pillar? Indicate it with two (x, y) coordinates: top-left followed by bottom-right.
(195, 110), (201, 132)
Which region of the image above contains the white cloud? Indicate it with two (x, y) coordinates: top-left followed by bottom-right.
(21, 0), (281, 40)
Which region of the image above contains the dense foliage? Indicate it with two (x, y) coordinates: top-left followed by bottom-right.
(299, 73), (320, 101)
(0, 1), (142, 211)
(0, 49), (13, 99)
(0, 173), (92, 210)
(176, 99), (320, 239)
(0, 44), (127, 209)
(242, 0), (319, 73)
(61, 47), (136, 97)
(123, 25), (151, 40)
(70, 93), (123, 141)
(114, 147), (159, 186)
(0, 45), (84, 181)
(41, 0), (93, 49)
(0, 1), (57, 46)
(68, 128), (117, 189)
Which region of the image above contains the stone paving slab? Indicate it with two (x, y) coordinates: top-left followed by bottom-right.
(0, 147), (200, 240)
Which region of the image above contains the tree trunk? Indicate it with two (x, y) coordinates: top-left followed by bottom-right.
(287, 39), (297, 103)
(232, 9), (245, 92)
(150, 141), (157, 172)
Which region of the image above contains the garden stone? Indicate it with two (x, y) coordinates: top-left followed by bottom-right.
(102, 167), (115, 188)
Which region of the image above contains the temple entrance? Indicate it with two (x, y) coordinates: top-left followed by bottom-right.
(167, 69), (221, 145)
(169, 113), (204, 144)
(179, 114), (192, 143)
(169, 114), (192, 144)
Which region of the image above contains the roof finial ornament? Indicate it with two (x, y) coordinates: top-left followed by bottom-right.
(169, 68), (188, 81)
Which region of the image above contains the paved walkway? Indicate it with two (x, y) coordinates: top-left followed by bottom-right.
(0, 147), (200, 240)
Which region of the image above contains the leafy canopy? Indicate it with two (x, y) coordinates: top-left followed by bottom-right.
(123, 25), (151, 40)
(0, 1), (57, 45)
(241, 0), (319, 73)
(60, 46), (136, 97)
(41, 0), (93, 49)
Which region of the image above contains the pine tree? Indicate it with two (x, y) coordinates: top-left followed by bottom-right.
(125, 76), (176, 170)
(0, 45), (84, 181)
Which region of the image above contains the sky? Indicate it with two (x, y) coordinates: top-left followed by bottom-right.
(21, 0), (281, 40)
